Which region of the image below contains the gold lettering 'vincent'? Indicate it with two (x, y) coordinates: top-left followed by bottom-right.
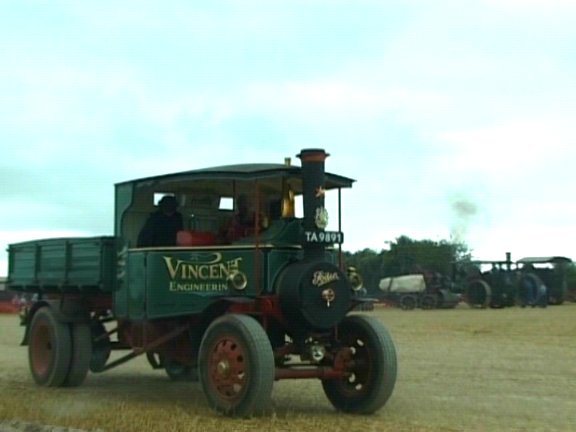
(312, 271), (340, 287)
(163, 256), (243, 280)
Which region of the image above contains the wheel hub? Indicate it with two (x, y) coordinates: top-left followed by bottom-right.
(207, 337), (247, 400)
(217, 359), (231, 378)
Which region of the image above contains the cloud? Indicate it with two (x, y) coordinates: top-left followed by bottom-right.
(1, 0), (576, 274)
(481, 0), (576, 11)
(437, 119), (576, 182)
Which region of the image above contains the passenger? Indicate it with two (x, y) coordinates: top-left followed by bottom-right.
(227, 194), (258, 242)
(137, 195), (184, 247)
(268, 198), (283, 220)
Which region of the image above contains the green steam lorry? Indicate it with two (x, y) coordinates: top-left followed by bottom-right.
(7, 149), (397, 417)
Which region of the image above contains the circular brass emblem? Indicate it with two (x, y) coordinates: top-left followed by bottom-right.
(227, 271), (248, 291)
(321, 288), (336, 305)
(315, 207), (329, 229)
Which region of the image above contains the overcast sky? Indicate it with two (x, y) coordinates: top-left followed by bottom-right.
(1, 0), (575, 276)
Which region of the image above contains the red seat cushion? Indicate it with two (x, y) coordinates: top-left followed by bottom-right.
(176, 230), (216, 246)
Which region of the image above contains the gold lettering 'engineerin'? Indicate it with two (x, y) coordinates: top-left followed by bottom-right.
(169, 282), (228, 292)
(312, 271), (340, 287)
(163, 255), (244, 293)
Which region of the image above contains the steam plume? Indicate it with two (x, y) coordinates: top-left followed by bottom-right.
(450, 195), (478, 243)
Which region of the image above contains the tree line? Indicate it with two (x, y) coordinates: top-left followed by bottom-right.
(343, 235), (576, 295)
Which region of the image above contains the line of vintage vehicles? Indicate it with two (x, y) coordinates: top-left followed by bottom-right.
(375, 253), (572, 310)
(6, 149), (397, 417)
(458, 254), (572, 308)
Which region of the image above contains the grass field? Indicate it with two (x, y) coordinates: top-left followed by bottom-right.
(1, 304), (575, 432)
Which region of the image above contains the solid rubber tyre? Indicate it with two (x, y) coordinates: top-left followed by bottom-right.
(28, 307), (72, 387)
(199, 314), (275, 417)
(63, 322), (92, 387)
(322, 315), (397, 414)
(89, 321), (111, 373)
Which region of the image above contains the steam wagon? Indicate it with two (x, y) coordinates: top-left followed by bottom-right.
(463, 259), (517, 309)
(516, 256), (572, 306)
(7, 149), (397, 417)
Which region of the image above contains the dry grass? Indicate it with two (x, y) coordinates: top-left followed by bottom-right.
(1, 304), (575, 432)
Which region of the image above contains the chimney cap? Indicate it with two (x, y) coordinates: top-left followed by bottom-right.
(297, 148), (330, 162)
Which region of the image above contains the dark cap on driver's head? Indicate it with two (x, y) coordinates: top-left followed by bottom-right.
(158, 195), (178, 211)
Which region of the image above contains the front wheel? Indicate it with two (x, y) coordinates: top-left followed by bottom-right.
(322, 315), (397, 414)
(198, 314), (274, 417)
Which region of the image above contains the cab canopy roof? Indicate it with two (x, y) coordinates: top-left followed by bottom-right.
(116, 163), (355, 194)
(516, 256), (572, 264)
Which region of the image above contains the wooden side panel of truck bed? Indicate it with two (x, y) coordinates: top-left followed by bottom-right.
(7, 236), (118, 293)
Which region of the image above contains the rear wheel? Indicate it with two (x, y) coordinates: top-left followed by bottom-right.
(399, 295), (417, 310)
(322, 315), (397, 414)
(89, 321), (111, 373)
(28, 307), (72, 387)
(466, 279), (491, 308)
(63, 322), (92, 386)
(199, 314), (274, 417)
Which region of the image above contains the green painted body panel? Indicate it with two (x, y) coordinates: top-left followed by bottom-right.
(235, 219), (303, 246)
(112, 245), (338, 320)
(7, 237), (118, 293)
(115, 182), (134, 238)
(115, 246), (289, 320)
(111, 217), (322, 319)
(112, 250), (147, 319)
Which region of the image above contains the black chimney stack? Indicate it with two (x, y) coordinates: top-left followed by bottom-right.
(297, 149), (329, 259)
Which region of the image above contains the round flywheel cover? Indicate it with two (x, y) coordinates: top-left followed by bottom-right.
(277, 261), (351, 331)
